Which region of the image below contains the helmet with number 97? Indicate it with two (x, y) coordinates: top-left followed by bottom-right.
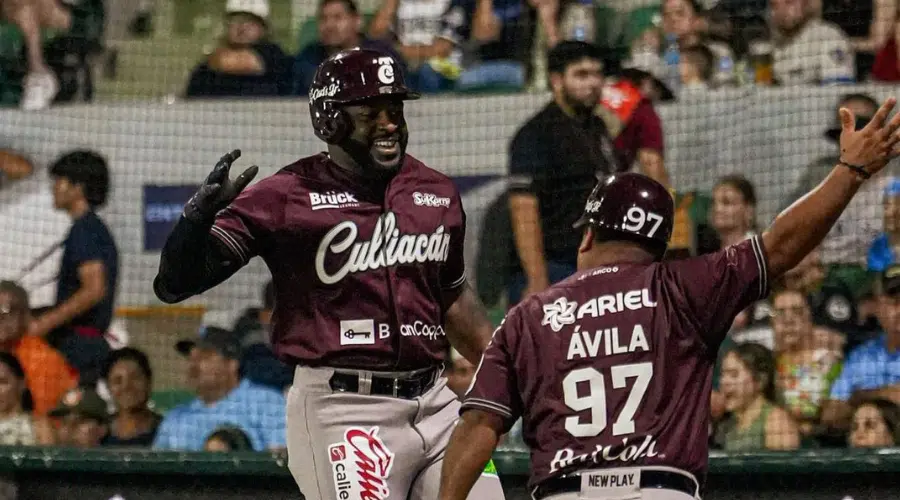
(573, 173), (674, 258)
(308, 47), (420, 144)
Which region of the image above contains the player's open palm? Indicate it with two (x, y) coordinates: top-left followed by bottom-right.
(839, 97), (900, 177)
(185, 149), (259, 223)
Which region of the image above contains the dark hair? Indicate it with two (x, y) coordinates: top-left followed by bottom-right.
(0, 353), (33, 412)
(853, 398), (900, 445)
(263, 281), (275, 310)
(547, 41), (603, 75)
(838, 93), (878, 114)
(681, 44), (715, 83)
(318, 0), (358, 16)
(49, 150), (110, 208)
(101, 347), (153, 386)
(728, 342), (776, 402)
(206, 426), (254, 451)
(0, 281), (29, 311)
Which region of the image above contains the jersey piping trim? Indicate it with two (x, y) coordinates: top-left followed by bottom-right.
(750, 235), (768, 300)
(210, 225), (249, 263)
(442, 271), (467, 290)
(461, 398), (513, 418)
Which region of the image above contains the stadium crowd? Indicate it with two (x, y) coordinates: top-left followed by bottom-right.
(0, 0), (898, 464)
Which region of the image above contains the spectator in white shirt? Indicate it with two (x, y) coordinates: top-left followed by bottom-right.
(770, 0), (856, 84)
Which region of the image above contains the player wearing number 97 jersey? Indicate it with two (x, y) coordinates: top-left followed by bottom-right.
(439, 97), (900, 500)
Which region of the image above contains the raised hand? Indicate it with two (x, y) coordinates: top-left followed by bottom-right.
(184, 150), (259, 223)
(839, 97), (900, 177)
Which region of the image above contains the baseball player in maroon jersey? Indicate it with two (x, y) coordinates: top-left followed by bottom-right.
(438, 97), (900, 500)
(153, 48), (504, 500)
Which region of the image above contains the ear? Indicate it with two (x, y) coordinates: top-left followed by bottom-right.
(578, 228), (594, 254)
(549, 72), (563, 94)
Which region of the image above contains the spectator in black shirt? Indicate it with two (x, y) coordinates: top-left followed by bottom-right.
(32, 150), (117, 386)
(185, 0), (292, 99)
(100, 348), (161, 447)
(506, 41), (619, 305)
(293, 0), (403, 95)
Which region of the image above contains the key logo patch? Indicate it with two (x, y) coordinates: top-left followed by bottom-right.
(340, 319), (375, 346)
(329, 426), (395, 500)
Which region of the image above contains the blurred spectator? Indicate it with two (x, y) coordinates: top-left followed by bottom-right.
(847, 398), (900, 447)
(34, 150), (117, 387)
(704, 0), (768, 57)
(770, 289), (843, 438)
(437, 0), (533, 91)
(815, 0), (898, 79)
(507, 42), (618, 305)
(783, 248), (827, 294)
(0, 281), (77, 416)
(152, 327), (286, 451)
(185, 0), (291, 99)
(698, 175), (757, 255)
(597, 54), (670, 189)
(0, 353), (52, 445)
(49, 386), (109, 448)
(0, 150), (34, 188)
(204, 425), (255, 452)
(770, 0), (856, 84)
(0, 0), (98, 109)
(679, 44), (715, 89)
(871, 10), (900, 81)
(100, 348), (161, 447)
(367, 0), (461, 92)
(658, 0), (735, 85)
(822, 265), (900, 430)
(867, 178), (900, 271)
(715, 342), (800, 451)
(232, 281), (292, 392)
(293, 0), (402, 95)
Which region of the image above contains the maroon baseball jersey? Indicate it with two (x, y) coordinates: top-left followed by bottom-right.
(210, 153), (466, 370)
(462, 237), (769, 489)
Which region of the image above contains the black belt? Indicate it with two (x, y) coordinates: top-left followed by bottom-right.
(533, 469), (698, 499)
(328, 368), (439, 400)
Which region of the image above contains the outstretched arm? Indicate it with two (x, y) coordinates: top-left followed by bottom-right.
(438, 410), (504, 500)
(763, 98), (900, 280)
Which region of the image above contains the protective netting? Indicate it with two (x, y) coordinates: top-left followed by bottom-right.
(0, 0), (898, 497)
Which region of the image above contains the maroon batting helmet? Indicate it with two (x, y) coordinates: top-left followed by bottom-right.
(309, 47), (420, 144)
(573, 173), (674, 257)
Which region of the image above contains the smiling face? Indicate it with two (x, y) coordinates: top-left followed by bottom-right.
(340, 96), (409, 173)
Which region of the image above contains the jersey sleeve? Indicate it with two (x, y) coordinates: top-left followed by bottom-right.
(440, 190), (468, 292)
(508, 122), (549, 194)
(460, 314), (524, 432)
(663, 235), (770, 350)
(210, 175), (286, 264)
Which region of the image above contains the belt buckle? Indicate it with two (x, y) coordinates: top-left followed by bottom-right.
(392, 378), (401, 398)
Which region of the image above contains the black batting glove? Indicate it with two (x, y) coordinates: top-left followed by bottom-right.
(184, 150), (259, 223)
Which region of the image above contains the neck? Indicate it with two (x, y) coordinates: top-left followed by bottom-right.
(578, 244), (655, 271)
(198, 379), (239, 405)
(326, 147), (396, 187)
(68, 199), (90, 219)
(553, 96), (591, 122)
(678, 33), (700, 48)
(737, 394), (766, 428)
(719, 230), (747, 247)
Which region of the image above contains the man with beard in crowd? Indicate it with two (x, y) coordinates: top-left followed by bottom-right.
(507, 41), (620, 306)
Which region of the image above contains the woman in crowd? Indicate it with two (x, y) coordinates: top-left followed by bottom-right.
(716, 343), (800, 451)
(100, 348), (161, 446)
(204, 426), (255, 452)
(0, 353), (52, 445)
(770, 289), (843, 441)
(848, 399), (900, 448)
